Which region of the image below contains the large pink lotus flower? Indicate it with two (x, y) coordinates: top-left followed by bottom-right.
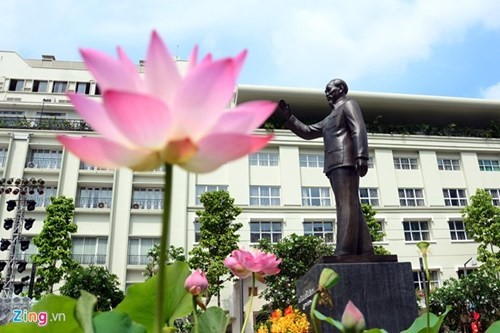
(223, 248), (281, 281)
(341, 301), (366, 333)
(57, 31), (275, 173)
(184, 269), (208, 296)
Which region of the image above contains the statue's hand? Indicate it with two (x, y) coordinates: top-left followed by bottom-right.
(356, 158), (368, 177)
(278, 99), (292, 120)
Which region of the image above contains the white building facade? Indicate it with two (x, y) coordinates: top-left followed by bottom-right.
(0, 51), (499, 331)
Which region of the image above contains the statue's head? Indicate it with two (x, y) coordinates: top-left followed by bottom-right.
(325, 79), (348, 105)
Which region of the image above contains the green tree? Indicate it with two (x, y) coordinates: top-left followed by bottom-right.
(429, 270), (500, 331)
(31, 196), (79, 298)
(143, 244), (186, 280)
(188, 190), (242, 306)
(461, 189), (500, 275)
(59, 265), (125, 311)
(363, 204), (391, 255)
(255, 234), (335, 311)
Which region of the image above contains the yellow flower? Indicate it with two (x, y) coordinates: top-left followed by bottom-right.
(257, 307), (309, 333)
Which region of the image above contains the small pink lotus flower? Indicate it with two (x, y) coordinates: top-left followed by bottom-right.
(223, 248), (281, 281)
(58, 31), (275, 173)
(341, 301), (366, 333)
(184, 269), (208, 296)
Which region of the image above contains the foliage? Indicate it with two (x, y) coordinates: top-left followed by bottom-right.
(255, 234), (334, 310)
(363, 204), (391, 255)
(257, 306), (309, 333)
(59, 265), (125, 311)
(429, 270), (500, 331)
(461, 189), (500, 275)
(188, 190), (242, 306)
(31, 196), (79, 298)
(143, 244), (186, 280)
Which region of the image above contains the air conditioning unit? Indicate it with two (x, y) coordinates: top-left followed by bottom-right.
(27, 161), (36, 168)
(97, 202), (105, 208)
(132, 203), (140, 209)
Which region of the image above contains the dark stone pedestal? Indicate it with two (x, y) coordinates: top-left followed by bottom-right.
(297, 257), (417, 333)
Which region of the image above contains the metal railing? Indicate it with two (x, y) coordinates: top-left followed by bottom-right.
(72, 254), (107, 265)
(0, 117), (92, 132)
(130, 199), (163, 210)
(76, 197), (112, 208)
(25, 157), (61, 169)
(127, 255), (149, 265)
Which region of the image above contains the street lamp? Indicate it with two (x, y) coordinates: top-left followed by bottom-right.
(38, 98), (52, 128)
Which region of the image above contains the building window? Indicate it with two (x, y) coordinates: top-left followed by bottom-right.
(301, 187), (331, 206)
(413, 270), (440, 291)
(250, 221), (282, 243)
(359, 188), (379, 206)
(128, 238), (159, 265)
(76, 82), (90, 94)
(195, 185), (228, 205)
(94, 84), (101, 95)
(249, 152), (279, 166)
(249, 186), (280, 206)
(8, 79), (25, 92)
(52, 81), (68, 93)
(394, 157), (418, 170)
(194, 221), (200, 243)
(0, 111), (25, 126)
(367, 157), (374, 168)
(478, 159), (500, 171)
(437, 158), (460, 171)
(443, 189), (468, 207)
(72, 237), (107, 265)
(32, 80), (48, 93)
(0, 148), (7, 168)
(403, 221), (430, 241)
(398, 188), (425, 207)
(248, 287), (258, 297)
(131, 188), (164, 209)
(299, 154), (324, 168)
(34, 186), (58, 207)
(303, 221), (334, 243)
(76, 187), (112, 208)
(26, 149), (62, 169)
(448, 220), (469, 241)
(488, 189), (500, 206)
(371, 220), (385, 242)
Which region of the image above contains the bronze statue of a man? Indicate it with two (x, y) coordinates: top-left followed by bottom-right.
(279, 78), (374, 256)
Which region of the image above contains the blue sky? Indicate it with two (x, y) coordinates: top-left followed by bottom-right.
(2, 0), (500, 99)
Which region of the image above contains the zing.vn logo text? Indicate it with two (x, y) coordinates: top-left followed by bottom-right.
(12, 309), (66, 326)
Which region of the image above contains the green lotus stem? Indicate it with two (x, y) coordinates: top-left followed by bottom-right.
(310, 292), (321, 333)
(192, 296), (200, 333)
(423, 252), (430, 333)
(241, 273), (255, 333)
(155, 164), (173, 333)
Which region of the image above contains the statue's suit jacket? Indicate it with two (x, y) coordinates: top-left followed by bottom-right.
(285, 98), (368, 174)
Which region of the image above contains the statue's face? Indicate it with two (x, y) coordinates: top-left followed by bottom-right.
(325, 82), (342, 106)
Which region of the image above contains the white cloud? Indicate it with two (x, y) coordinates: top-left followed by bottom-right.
(480, 82), (500, 100)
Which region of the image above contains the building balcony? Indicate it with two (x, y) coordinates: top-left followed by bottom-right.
(0, 117), (92, 132)
(127, 255), (149, 265)
(26, 157), (61, 169)
(131, 199), (163, 210)
(72, 254), (107, 265)
(76, 197), (112, 209)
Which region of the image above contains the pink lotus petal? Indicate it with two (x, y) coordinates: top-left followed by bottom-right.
(117, 46), (141, 78)
(232, 49), (247, 79)
(80, 48), (141, 93)
(180, 133), (273, 173)
(186, 45), (199, 73)
(67, 93), (131, 145)
(103, 91), (172, 149)
(210, 101), (276, 134)
(223, 256), (252, 279)
(173, 58), (237, 140)
(145, 31), (181, 103)
(57, 136), (154, 169)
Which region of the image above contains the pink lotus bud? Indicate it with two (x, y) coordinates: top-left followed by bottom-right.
(184, 269), (208, 296)
(341, 301), (366, 333)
